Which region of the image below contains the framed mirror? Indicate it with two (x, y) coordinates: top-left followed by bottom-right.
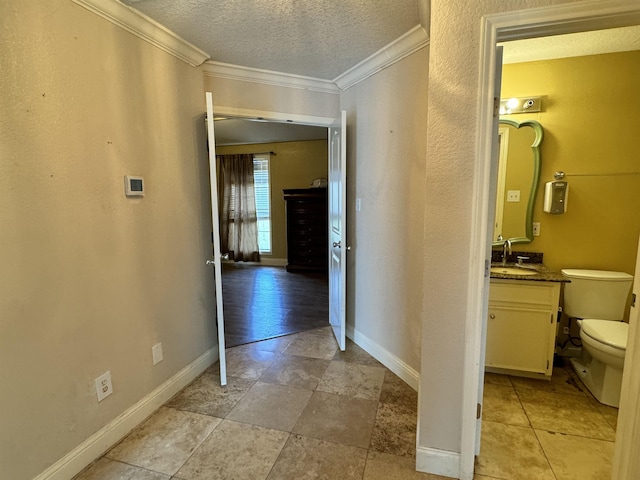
(492, 119), (543, 246)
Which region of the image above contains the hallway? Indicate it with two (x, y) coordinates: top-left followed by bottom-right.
(75, 327), (439, 479)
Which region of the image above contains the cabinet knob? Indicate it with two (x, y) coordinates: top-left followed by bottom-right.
(489, 313), (496, 319)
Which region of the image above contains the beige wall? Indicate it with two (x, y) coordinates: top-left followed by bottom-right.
(500, 51), (640, 274)
(421, 0), (585, 455)
(340, 47), (429, 376)
(216, 140), (328, 260)
(204, 75), (340, 119)
(0, 2), (216, 479)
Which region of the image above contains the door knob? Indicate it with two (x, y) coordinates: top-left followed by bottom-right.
(205, 260), (215, 265)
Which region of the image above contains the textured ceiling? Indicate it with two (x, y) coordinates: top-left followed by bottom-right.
(124, 0), (421, 80)
(502, 25), (640, 64)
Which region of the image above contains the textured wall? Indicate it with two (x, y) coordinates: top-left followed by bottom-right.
(340, 47), (429, 376)
(204, 76), (340, 119)
(0, 1), (215, 479)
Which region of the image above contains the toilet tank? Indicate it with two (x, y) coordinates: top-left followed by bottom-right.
(562, 269), (633, 320)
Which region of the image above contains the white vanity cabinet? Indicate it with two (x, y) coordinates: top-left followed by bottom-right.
(486, 279), (561, 378)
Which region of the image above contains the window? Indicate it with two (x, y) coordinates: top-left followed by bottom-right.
(252, 154), (271, 254)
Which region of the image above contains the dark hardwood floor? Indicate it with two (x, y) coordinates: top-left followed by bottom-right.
(221, 263), (329, 348)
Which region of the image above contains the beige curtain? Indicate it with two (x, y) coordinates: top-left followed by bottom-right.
(217, 154), (261, 262)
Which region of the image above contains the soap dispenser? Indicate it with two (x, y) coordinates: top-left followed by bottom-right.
(543, 171), (568, 214)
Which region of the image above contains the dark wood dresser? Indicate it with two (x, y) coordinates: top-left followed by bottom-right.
(283, 188), (327, 272)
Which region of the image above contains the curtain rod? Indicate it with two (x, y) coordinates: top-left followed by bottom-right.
(217, 151), (276, 157)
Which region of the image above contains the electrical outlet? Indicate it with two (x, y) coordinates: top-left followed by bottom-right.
(533, 222), (541, 236)
(563, 326), (570, 335)
(152, 343), (163, 365)
(95, 371), (113, 402)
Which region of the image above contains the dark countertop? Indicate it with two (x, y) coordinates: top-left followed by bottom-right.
(490, 263), (569, 282)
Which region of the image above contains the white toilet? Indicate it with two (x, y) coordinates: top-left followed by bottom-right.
(561, 268), (633, 407)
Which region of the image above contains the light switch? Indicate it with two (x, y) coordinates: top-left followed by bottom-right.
(507, 190), (520, 202)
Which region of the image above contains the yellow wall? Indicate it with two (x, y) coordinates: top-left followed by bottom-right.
(0, 1), (215, 478)
(216, 140), (328, 260)
(500, 51), (640, 275)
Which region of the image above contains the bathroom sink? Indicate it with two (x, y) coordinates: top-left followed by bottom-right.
(490, 267), (538, 276)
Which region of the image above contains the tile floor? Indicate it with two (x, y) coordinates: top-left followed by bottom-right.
(74, 328), (618, 480)
(75, 327), (446, 480)
(476, 364), (618, 480)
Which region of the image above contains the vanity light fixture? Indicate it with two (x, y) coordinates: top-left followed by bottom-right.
(499, 96), (542, 115)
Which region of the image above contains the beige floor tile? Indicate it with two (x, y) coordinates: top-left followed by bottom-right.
(473, 475), (504, 479)
(379, 370), (418, 407)
(166, 368), (254, 418)
(510, 367), (587, 396)
(226, 381), (313, 431)
(517, 388), (616, 440)
(475, 421), (555, 480)
(363, 451), (449, 479)
(293, 391), (378, 448)
(317, 361), (386, 400)
(74, 457), (170, 479)
(593, 400), (619, 431)
(224, 348), (277, 380)
(106, 407), (219, 475)
(304, 326), (334, 337)
(484, 372), (512, 387)
(536, 429), (615, 480)
(333, 339), (384, 367)
(230, 335), (295, 354)
(174, 420), (289, 480)
(266, 433), (367, 480)
(370, 402), (417, 457)
(260, 354), (330, 390)
(482, 382), (529, 427)
(283, 331), (339, 360)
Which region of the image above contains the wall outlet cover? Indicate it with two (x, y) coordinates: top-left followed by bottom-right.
(152, 343), (163, 365)
(95, 371), (113, 402)
(533, 222), (541, 236)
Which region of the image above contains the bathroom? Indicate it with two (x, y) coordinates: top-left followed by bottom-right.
(477, 45), (640, 479)
(494, 46), (640, 357)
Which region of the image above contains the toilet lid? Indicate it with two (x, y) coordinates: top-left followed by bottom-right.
(581, 319), (628, 350)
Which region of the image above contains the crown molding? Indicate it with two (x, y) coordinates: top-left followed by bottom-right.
(202, 61), (340, 94)
(71, 0), (210, 67)
(333, 24), (429, 90)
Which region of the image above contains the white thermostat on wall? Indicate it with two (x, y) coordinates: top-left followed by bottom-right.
(124, 175), (144, 196)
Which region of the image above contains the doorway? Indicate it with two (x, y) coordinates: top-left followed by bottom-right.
(462, 4), (640, 479)
(213, 117), (330, 347)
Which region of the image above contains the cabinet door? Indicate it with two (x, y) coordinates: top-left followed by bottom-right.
(486, 306), (553, 374)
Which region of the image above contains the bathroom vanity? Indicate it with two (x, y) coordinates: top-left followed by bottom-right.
(486, 266), (566, 379)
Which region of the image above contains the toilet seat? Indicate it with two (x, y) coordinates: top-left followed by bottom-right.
(580, 319), (628, 351)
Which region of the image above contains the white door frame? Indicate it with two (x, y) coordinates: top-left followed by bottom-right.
(461, 2), (640, 478)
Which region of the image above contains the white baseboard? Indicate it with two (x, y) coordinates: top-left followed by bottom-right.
(346, 325), (419, 391)
(34, 347), (218, 480)
(416, 446), (461, 479)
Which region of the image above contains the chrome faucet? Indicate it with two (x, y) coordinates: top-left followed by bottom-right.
(502, 239), (512, 266)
